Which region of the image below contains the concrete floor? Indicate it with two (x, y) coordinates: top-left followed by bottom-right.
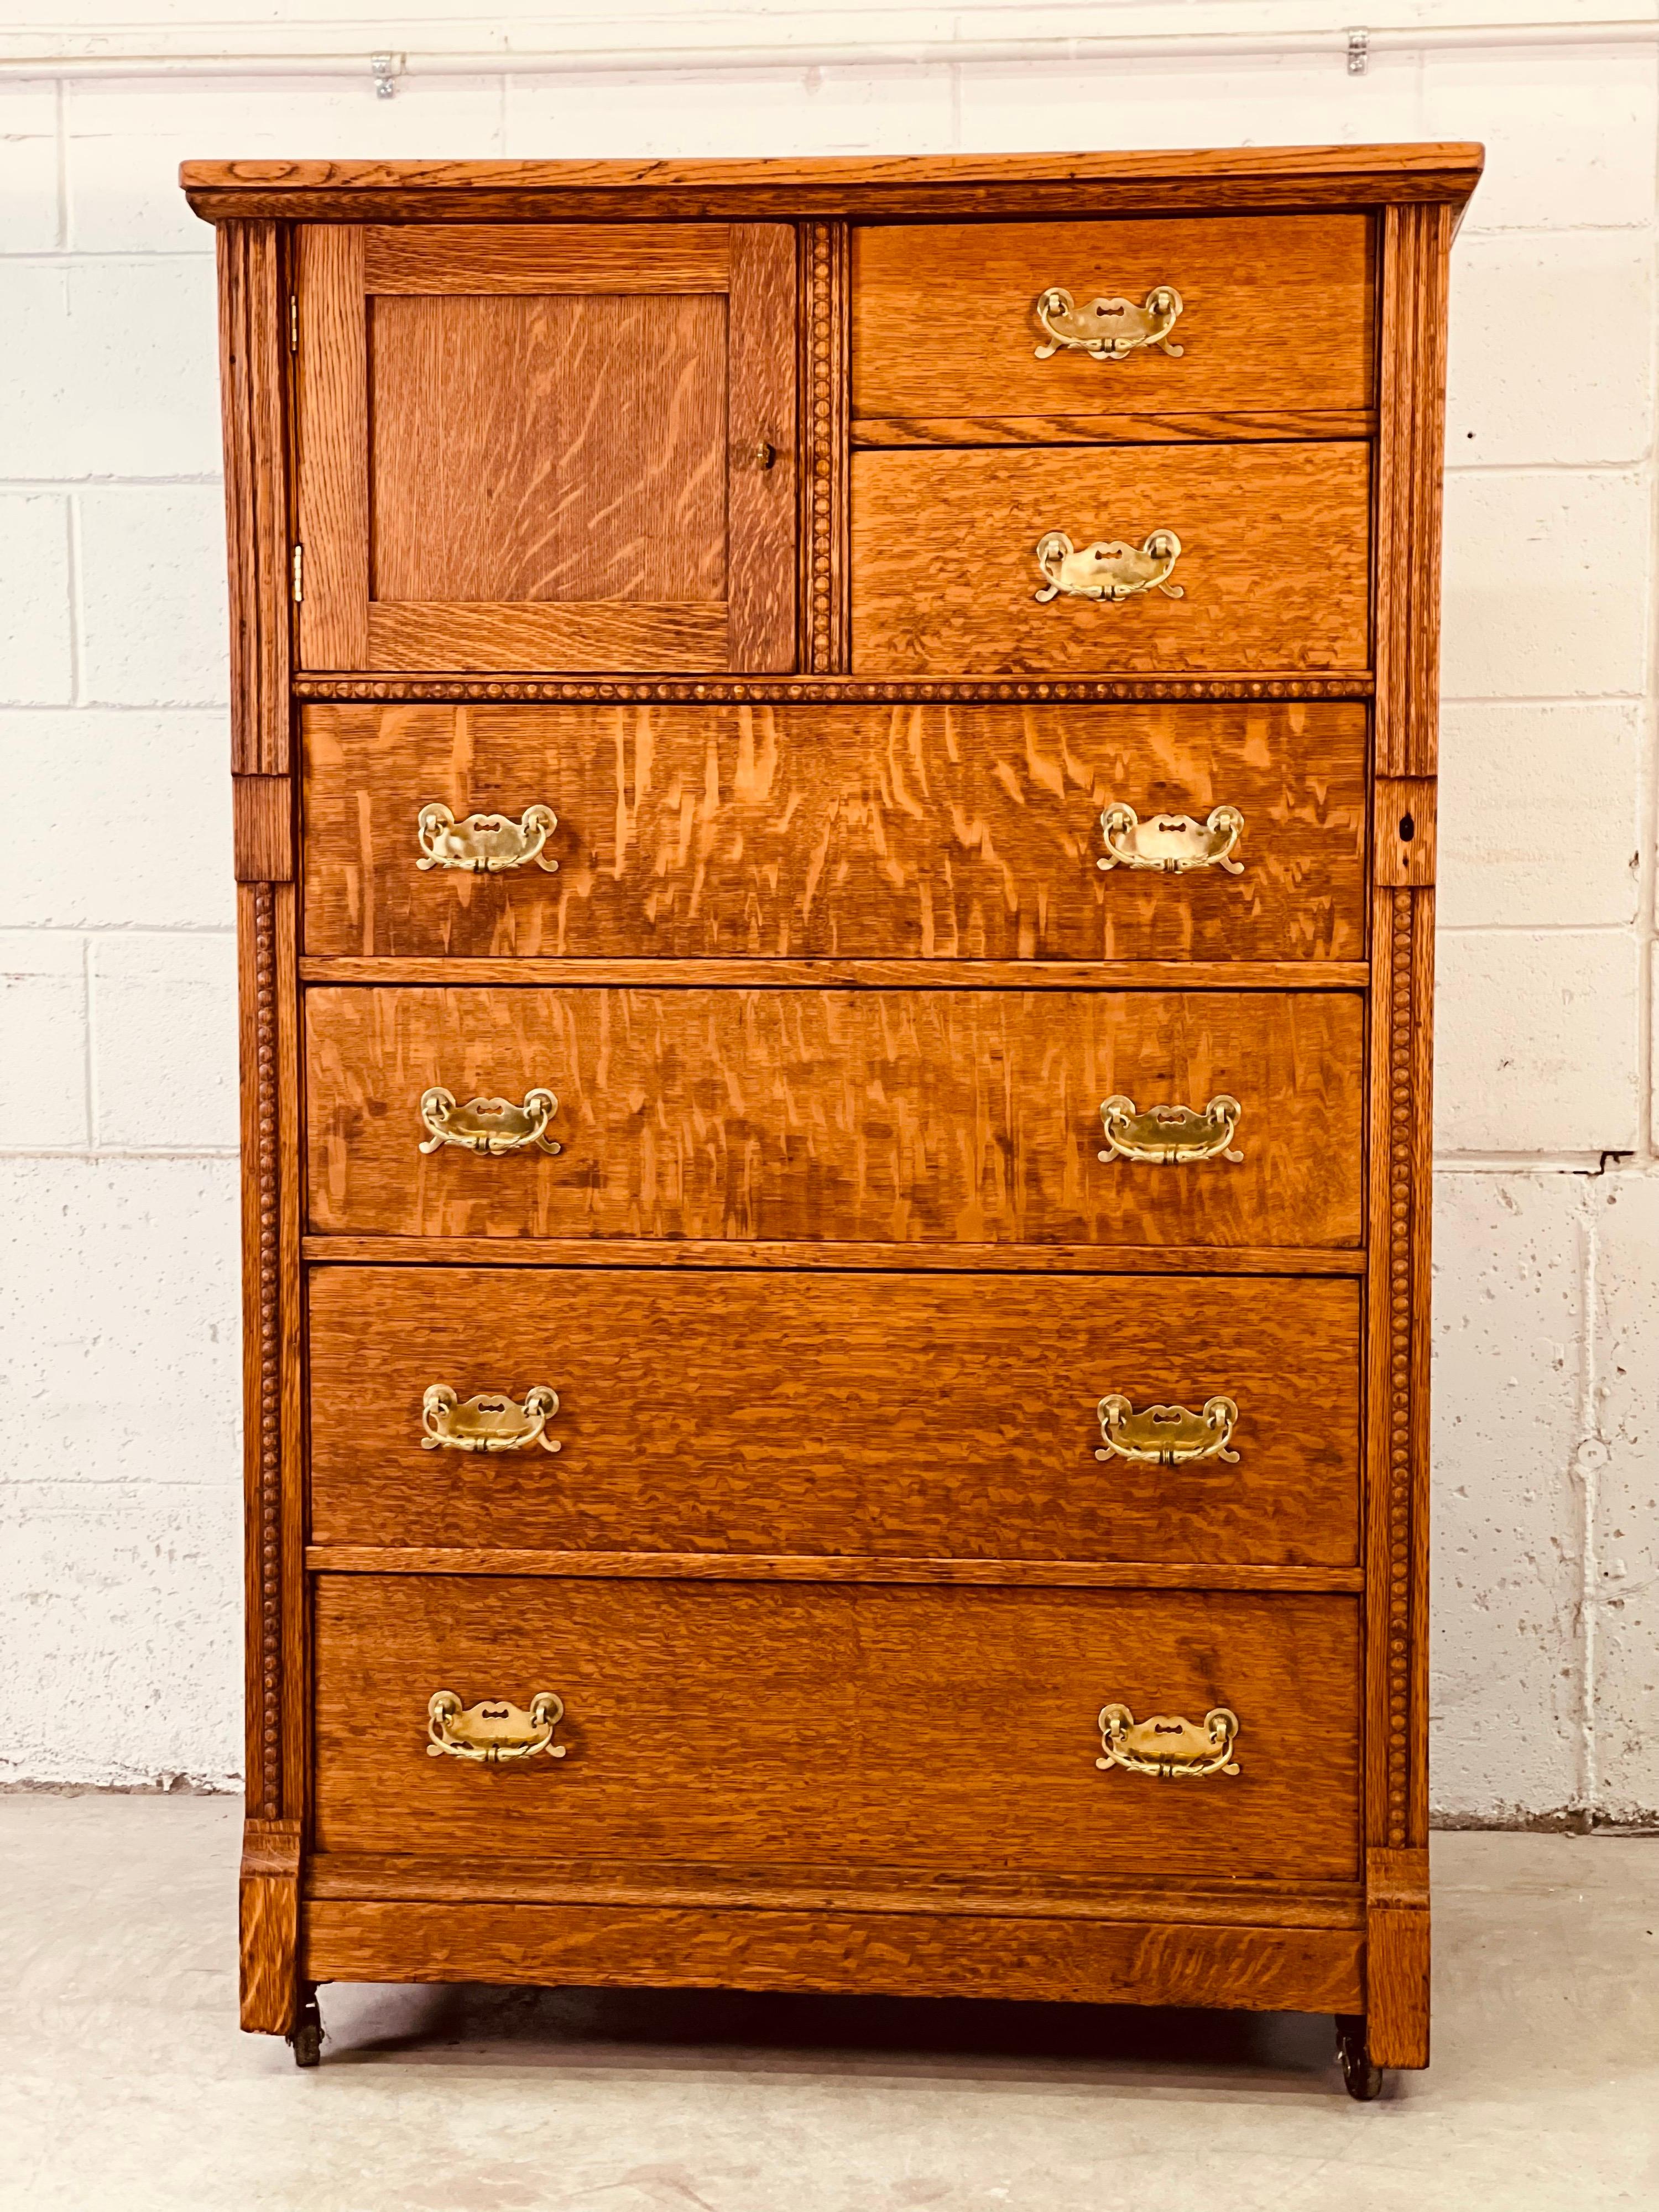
(0, 1800), (1655, 2211)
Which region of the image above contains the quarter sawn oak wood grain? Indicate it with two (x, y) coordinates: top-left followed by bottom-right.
(851, 442), (1371, 676)
(311, 1578), (1363, 1882)
(300, 699), (1368, 963)
(852, 216), (1373, 426)
(306, 1266), (1360, 1563)
(305, 1902), (1363, 2012)
(195, 144), (1473, 2070)
(180, 142), (1484, 224)
(368, 293), (728, 605)
(303, 985), (1365, 1246)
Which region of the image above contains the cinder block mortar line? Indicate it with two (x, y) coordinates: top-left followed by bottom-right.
(1433, 1154), (1648, 1172)
(82, 914), (101, 1146)
(63, 489), (82, 706)
(1440, 693), (1648, 705)
(1437, 921), (1643, 936)
(1635, 112), (1659, 1173)
(51, 77), (65, 252)
(0, 477), (222, 490)
(1445, 460), (1658, 477)
(6, 924), (236, 937)
(0, 1146), (239, 1161)
(1577, 1178), (1604, 1815)
(78, 935), (93, 1151)
(0, 251), (210, 265)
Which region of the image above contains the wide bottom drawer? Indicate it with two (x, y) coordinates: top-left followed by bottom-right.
(312, 1578), (1361, 1885)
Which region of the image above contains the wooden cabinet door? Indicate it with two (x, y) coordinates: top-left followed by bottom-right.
(294, 224), (796, 674)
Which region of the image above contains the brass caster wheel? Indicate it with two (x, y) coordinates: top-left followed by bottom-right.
(288, 1987), (322, 2069)
(1335, 2013), (1383, 2101)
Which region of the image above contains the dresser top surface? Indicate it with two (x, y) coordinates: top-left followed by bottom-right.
(181, 141), (1484, 223)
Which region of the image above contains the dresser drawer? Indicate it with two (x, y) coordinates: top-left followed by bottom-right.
(305, 985), (1363, 1246)
(309, 1266), (1359, 1563)
(850, 444), (1370, 676)
(312, 1577), (1361, 1884)
(852, 216), (1374, 435)
(301, 699), (1367, 964)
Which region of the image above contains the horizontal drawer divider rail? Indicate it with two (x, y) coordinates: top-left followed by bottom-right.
(296, 958), (1371, 992)
(302, 1860), (1366, 1928)
(304, 1547), (1364, 1590)
(851, 410), (1379, 448)
(300, 1237), (1368, 1274)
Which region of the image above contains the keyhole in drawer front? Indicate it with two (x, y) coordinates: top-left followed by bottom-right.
(1399, 812), (1416, 843)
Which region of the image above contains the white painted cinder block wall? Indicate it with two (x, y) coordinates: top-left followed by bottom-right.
(3, 2), (1657, 1823)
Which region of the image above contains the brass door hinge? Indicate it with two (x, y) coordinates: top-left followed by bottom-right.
(290, 544), (304, 603)
(289, 293), (298, 353)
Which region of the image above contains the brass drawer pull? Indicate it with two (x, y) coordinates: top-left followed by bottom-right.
(418, 1086), (561, 1156)
(421, 1384), (561, 1455)
(1097, 1703), (1240, 1780)
(416, 801), (559, 874)
(1096, 1393), (1239, 1467)
(1098, 1093), (1242, 1165)
(1035, 529), (1183, 604)
(1035, 284), (1184, 361)
(426, 1690), (566, 1764)
(1099, 803), (1244, 875)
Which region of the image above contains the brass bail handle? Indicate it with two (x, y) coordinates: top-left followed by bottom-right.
(1034, 529), (1183, 604)
(1034, 284), (1185, 360)
(421, 1384), (562, 1454)
(418, 1086), (562, 1157)
(426, 1690), (567, 1764)
(1095, 1392), (1240, 1467)
(1098, 1094), (1243, 1166)
(1095, 1703), (1240, 1780)
(1098, 803), (1244, 875)
(416, 802), (559, 874)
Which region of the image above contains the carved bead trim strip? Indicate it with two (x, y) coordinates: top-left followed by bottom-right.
(1386, 889), (1414, 1849)
(252, 881), (282, 1815)
(806, 222), (847, 672)
(291, 675), (1373, 704)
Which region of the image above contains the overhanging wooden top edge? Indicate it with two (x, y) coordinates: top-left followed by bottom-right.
(180, 142), (1484, 223)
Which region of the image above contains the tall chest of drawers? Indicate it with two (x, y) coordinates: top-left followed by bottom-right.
(185, 142), (1480, 2089)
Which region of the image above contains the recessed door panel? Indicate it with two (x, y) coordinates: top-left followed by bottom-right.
(294, 223), (795, 674)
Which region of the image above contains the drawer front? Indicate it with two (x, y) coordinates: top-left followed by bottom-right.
(305, 986), (1364, 1245)
(312, 1577), (1362, 1884)
(852, 217), (1374, 431)
(302, 700), (1367, 964)
(309, 1267), (1360, 1563)
(850, 444), (1370, 676)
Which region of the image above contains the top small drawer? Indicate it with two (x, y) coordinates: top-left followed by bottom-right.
(852, 216), (1374, 439)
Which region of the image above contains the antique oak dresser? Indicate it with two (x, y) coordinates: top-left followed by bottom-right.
(184, 143), (1479, 2091)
